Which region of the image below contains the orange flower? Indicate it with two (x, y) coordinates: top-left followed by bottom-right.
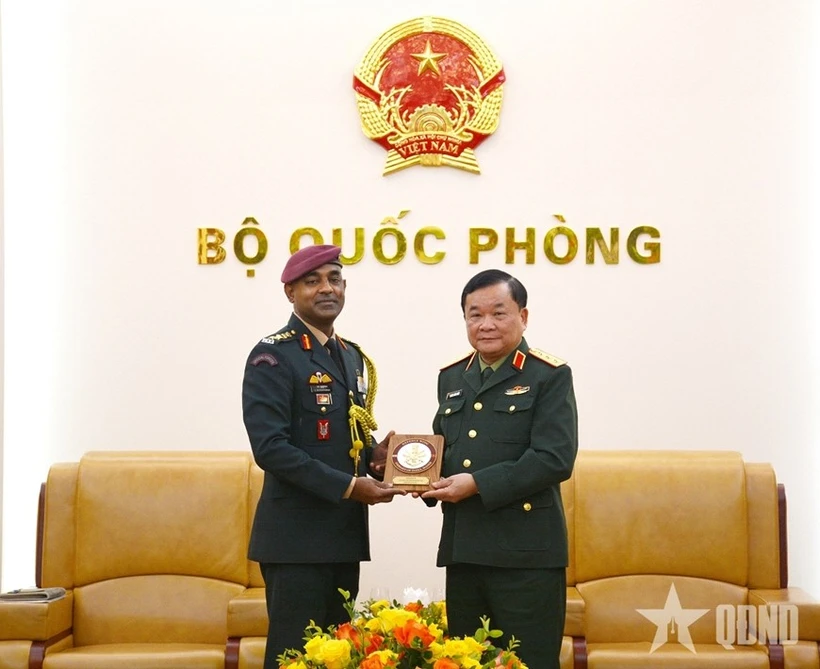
(359, 655), (383, 669)
(359, 652), (395, 669)
(393, 620), (435, 649)
(433, 659), (460, 669)
(404, 601), (423, 614)
(364, 633), (384, 655)
(335, 623), (362, 650)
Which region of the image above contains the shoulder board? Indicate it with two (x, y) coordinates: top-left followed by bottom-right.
(528, 348), (567, 367)
(440, 351), (474, 372)
(259, 329), (298, 345)
(337, 336), (358, 351)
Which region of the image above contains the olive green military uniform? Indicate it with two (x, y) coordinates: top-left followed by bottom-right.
(433, 338), (578, 668)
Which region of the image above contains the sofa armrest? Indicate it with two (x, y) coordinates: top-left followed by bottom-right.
(0, 591), (73, 641)
(565, 586), (585, 638)
(749, 588), (820, 641)
(227, 587), (267, 638)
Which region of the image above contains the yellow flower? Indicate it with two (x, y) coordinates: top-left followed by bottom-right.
(319, 639), (351, 669)
(305, 634), (329, 661)
(372, 649), (398, 663)
(430, 637), (485, 660)
(427, 622), (445, 641)
(303, 636), (351, 669)
(375, 607), (418, 633)
(369, 599), (391, 613)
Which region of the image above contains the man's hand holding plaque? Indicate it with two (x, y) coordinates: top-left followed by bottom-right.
(382, 434), (445, 492)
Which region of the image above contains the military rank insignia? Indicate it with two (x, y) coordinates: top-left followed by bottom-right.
(353, 16), (505, 175)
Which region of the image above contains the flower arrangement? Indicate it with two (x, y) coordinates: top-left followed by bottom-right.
(278, 590), (528, 669)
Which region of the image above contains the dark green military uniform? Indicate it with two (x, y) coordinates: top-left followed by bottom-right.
(433, 338), (578, 668)
(242, 313), (375, 662)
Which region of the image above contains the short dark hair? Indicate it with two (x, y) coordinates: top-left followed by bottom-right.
(460, 269), (528, 313)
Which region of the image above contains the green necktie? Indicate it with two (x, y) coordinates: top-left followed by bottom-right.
(481, 366), (493, 385)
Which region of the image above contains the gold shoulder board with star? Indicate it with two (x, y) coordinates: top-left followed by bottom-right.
(528, 348), (566, 367)
(260, 329), (298, 345)
(440, 351), (475, 371)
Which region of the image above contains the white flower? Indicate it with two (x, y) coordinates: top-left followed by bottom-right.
(402, 586), (430, 604)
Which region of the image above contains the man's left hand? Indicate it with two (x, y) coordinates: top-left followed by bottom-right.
(421, 473), (478, 503)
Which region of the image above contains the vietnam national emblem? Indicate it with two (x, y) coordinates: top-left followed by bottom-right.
(353, 16), (505, 175)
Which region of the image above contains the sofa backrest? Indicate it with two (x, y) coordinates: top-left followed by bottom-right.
(40, 451), (257, 645)
(564, 450), (783, 644)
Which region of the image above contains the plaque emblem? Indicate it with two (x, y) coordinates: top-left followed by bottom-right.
(353, 17), (505, 175)
(383, 434), (445, 491)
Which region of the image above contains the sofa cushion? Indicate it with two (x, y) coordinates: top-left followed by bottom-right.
(584, 642), (769, 668)
(577, 575), (747, 644)
(73, 575), (244, 646)
(41, 643), (225, 669)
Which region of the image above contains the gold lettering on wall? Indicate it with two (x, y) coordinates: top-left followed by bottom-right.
(197, 212), (662, 276)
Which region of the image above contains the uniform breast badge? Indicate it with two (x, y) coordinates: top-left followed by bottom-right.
(309, 371), (333, 394)
(353, 16), (505, 175)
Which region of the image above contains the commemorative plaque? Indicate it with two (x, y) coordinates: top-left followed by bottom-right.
(384, 434), (444, 492)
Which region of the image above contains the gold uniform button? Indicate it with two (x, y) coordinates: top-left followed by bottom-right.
(523, 503), (532, 511)
(509, 405), (516, 413)
(463, 459), (472, 468)
(444, 408), (452, 415)
(320, 407), (327, 413)
(473, 402), (483, 411)
(468, 429), (477, 438)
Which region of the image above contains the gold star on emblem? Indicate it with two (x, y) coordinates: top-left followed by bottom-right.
(411, 39), (447, 76)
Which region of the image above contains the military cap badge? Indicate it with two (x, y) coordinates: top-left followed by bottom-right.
(353, 17), (505, 175)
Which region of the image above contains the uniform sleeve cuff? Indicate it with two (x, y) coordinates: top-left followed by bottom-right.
(342, 476), (356, 499)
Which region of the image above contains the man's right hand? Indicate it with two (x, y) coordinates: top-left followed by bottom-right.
(349, 478), (406, 505)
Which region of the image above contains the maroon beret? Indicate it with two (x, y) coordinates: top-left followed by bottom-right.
(280, 245), (342, 283)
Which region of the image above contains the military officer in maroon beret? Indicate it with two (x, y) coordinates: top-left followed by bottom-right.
(242, 244), (404, 667)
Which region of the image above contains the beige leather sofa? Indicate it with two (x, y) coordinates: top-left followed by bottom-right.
(563, 451), (820, 669)
(0, 450), (818, 669)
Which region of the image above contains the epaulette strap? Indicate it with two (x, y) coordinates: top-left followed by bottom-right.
(340, 336), (359, 351)
(440, 351), (474, 372)
(260, 329), (298, 345)
(528, 348), (567, 367)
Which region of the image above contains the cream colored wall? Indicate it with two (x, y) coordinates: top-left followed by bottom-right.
(1, 0), (818, 603)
